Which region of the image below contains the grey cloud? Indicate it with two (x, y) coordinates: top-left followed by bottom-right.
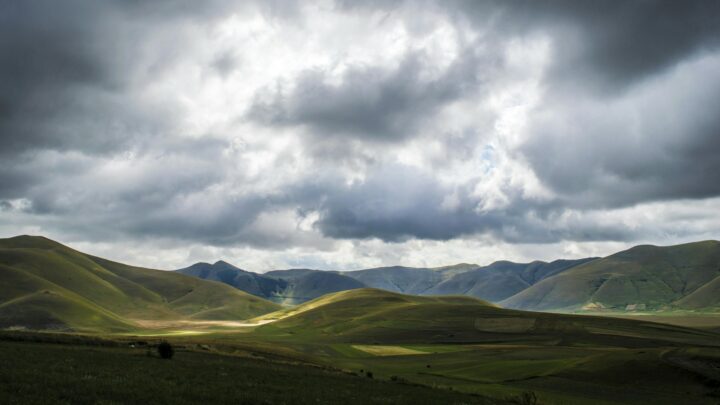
(311, 164), (638, 244)
(360, 0), (720, 91)
(211, 51), (241, 78)
(3, 148), (640, 248)
(6, 146), (262, 246)
(529, 0), (720, 91)
(247, 50), (488, 141)
(521, 53), (720, 208)
(0, 0), (245, 157)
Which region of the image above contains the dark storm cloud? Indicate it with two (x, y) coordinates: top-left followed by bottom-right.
(0, 0), (267, 157)
(349, 0), (720, 91)
(3, 137), (265, 245)
(520, 50), (720, 208)
(310, 164), (638, 244)
(440, 0), (720, 209)
(1, 1), (157, 155)
(535, 0), (720, 91)
(247, 49), (488, 141)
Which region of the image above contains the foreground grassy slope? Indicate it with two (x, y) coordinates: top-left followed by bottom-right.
(501, 241), (720, 311)
(0, 236), (280, 331)
(0, 339), (504, 405)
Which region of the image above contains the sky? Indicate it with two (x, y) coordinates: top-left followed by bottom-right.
(1, 0), (720, 271)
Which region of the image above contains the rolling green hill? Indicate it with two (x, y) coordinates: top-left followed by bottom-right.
(252, 288), (719, 347)
(501, 241), (720, 312)
(0, 235), (281, 332)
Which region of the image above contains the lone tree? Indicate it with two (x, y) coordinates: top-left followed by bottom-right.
(157, 341), (174, 359)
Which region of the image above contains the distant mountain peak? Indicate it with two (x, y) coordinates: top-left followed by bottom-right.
(213, 260), (239, 268)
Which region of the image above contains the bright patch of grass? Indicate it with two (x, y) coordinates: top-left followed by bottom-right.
(352, 345), (427, 356)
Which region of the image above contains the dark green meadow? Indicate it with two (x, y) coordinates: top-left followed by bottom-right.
(0, 338), (504, 405)
(175, 334), (720, 405)
(3, 312), (720, 405)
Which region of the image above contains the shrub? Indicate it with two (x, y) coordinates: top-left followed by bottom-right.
(365, 371), (373, 379)
(157, 341), (174, 359)
(390, 375), (407, 383)
(509, 391), (539, 405)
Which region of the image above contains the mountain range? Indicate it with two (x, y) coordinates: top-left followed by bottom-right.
(2, 234), (719, 336)
(177, 240), (720, 312)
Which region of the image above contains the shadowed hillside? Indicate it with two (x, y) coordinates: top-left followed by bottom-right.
(177, 261), (288, 299)
(181, 260), (595, 305)
(343, 264), (479, 295)
(426, 259), (597, 301)
(181, 266), (368, 305)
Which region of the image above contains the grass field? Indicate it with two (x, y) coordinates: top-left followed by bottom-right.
(352, 345), (427, 356)
(4, 326), (720, 405)
(0, 338), (506, 405)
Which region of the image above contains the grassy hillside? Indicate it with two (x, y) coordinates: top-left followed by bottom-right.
(252, 289), (718, 347)
(501, 241), (720, 312)
(427, 259), (596, 302)
(0, 236), (280, 332)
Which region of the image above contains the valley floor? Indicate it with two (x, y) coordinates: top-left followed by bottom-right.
(2, 318), (720, 405)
